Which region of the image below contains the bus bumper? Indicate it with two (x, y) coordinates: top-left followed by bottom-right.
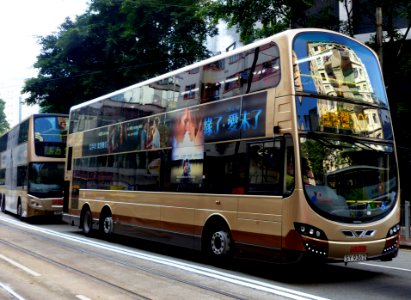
(26, 197), (64, 218)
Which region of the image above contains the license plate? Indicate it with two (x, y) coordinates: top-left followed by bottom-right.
(344, 253), (367, 262)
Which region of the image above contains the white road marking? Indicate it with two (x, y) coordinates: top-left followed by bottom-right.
(1, 215), (329, 300)
(0, 281), (26, 300)
(0, 254), (41, 277)
(76, 295), (92, 300)
(359, 262), (411, 272)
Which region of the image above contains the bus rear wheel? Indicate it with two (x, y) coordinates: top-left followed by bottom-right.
(99, 210), (113, 237)
(82, 208), (93, 236)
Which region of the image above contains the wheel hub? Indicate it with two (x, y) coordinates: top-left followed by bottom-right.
(103, 217), (113, 234)
(211, 230), (230, 255)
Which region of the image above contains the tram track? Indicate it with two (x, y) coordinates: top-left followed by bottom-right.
(0, 215), (328, 300)
(0, 238), (252, 300)
(0, 217), (253, 300)
(0, 238), (152, 300)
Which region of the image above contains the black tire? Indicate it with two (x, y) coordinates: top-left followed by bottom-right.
(203, 223), (233, 262)
(17, 201), (23, 220)
(0, 196), (5, 213)
(82, 208), (93, 236)
(99, 210), (113, 238)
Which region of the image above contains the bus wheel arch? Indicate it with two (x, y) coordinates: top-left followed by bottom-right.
(202, 215), (233, 260)
(99, 206), (113, 236)
(80, 205), (93, 236)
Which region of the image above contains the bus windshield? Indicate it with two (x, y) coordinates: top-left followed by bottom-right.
(293, 31), (388, 107)
(28, 162), (65, 198)
(300, 134), (397, 223)
(34, 116), (68, 157)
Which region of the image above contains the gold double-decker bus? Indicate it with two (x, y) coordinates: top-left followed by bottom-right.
(0, 114), (68, 219)
(63, 28), (400, 263)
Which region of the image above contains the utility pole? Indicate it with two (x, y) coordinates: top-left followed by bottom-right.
(376, 5), (383, 67)
(19, 96), (22, 123)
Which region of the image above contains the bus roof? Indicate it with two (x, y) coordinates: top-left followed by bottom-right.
(70, 28), (362, 113)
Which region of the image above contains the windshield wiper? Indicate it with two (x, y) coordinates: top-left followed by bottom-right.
(305, 132), (351, 149)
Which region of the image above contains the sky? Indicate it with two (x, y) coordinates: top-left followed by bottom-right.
(0, 0), (89, 128)
(0, 0), (240, 129)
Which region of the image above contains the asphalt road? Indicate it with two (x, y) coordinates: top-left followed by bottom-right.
(0, 213), (410, 300)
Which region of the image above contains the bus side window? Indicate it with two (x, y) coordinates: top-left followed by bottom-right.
(247, 141), (283, 195)
(18, 119), (29, 144)
(284, 136), (295, 196)
(203, 141), (247, 194)
(201, 59), (224, 103)
(175, 71), (200, 109)
(17, 165), (27, 188)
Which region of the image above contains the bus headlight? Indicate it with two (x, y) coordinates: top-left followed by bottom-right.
(29, 200), (43, 208)
(294, 223), (328, 257)
(387, 223), (400, 237)
(295, 222), (327, 239)
(383, 223), (400, 254)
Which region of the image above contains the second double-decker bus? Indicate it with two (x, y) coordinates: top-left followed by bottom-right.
(63, 28), (400, 263)
(0, 114), (68, 219)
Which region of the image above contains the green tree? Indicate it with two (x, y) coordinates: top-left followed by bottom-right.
(201, 0), (340, 44)
(350, 1), (411, 201)
(23, 0), (214, 113)
(0, 99), (10, 135)
(377, 0), (411, 200)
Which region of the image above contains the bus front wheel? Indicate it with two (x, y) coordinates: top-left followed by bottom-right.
(99, 209), (113, 237)
(203, 222), (233, 261)
(0, 196), (5, 213)
(211, 230), (231, 255)
(17, 201), (23, 220)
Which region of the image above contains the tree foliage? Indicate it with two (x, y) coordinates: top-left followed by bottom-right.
(374, 0), (411, 199)
(344, 2), (411, 189)
(22, 0), (214, 113)
(0, 99), (9, 135)
(200, 0), (340, 43)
